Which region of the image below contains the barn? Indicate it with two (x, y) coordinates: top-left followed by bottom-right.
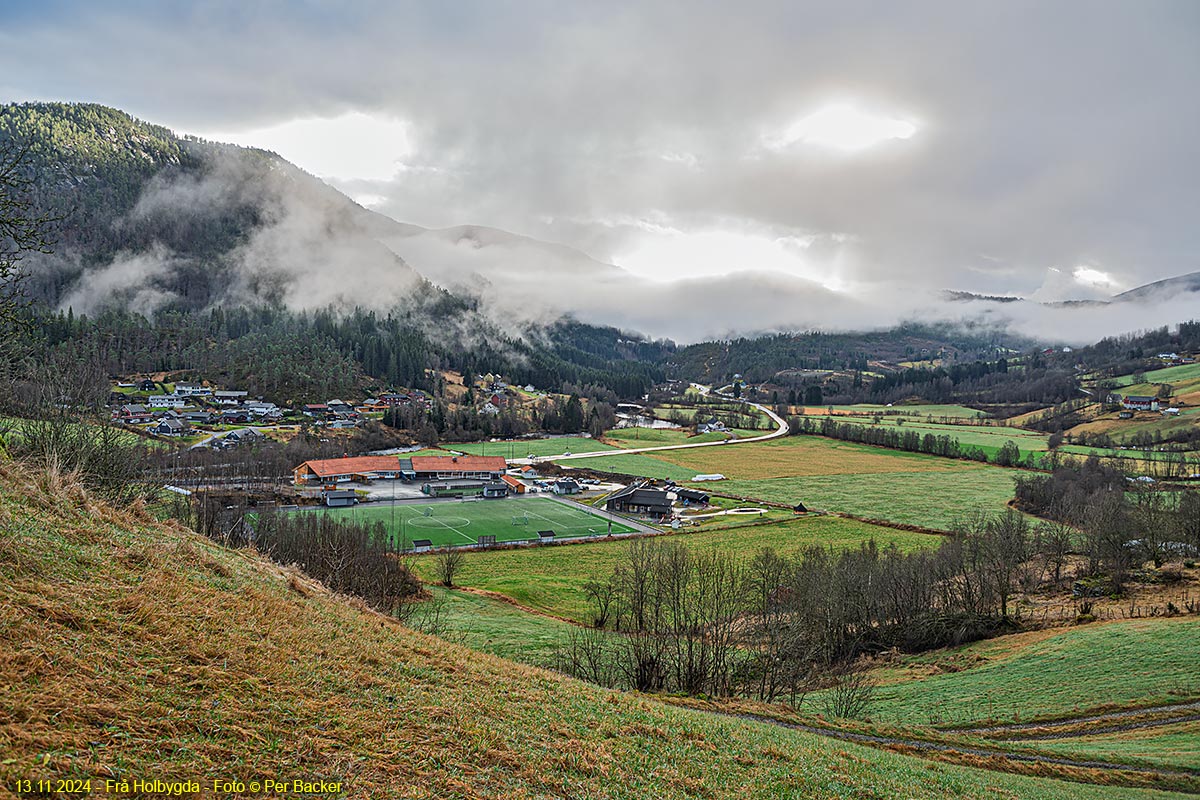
(675, 488), (710, 506)
(607, 485), (673, 519)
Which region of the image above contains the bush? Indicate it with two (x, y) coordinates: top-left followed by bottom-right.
(250, 511), (420, 614)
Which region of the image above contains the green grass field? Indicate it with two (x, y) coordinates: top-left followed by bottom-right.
(450, 437), (615, 458)
(418, 587), (581, 666)
(565, 451), (700, 481)
(566, 437), (1020, 530)
(802, 403), (987, 419)
(1111, 362), (1200, 388)
(296, 496), (637, 548)
(1007, 720), (1200, 773)
(842, 617), (1200, 729)
(412, 515), (945, 622)
(711, 468), (1018, 529)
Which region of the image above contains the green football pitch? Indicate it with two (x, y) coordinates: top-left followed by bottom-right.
(303, 496), (638, 549)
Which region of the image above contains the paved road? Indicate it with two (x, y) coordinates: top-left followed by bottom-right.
(511, 391), (789, 466)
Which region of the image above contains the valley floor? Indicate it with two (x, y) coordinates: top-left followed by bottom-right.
(3, 463), (1193, 799)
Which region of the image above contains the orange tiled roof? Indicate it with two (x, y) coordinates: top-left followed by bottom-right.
(410, 455), (507, 473)
(295, 456), (400, 477)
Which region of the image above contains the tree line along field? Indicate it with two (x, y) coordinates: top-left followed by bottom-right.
(287, 496), (637, 549)
(410, 515), (945, 623)
(793, 413), (1194, 467)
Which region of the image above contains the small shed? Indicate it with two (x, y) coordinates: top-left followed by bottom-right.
(537, 530), (556, 543)
(411, 539), (433, 553)
(675, 488), (710, 506)
(792, 502), (808, 513)
(323, 489), (359, 507)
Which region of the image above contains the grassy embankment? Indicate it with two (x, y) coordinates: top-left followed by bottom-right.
(832, 617), (1200, 729)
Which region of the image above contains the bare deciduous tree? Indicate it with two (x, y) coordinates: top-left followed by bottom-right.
(435, 548), (466, 587)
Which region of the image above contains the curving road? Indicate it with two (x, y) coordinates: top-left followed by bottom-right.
(512, 390), (789, 466)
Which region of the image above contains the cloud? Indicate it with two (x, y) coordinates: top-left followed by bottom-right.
(57, 245), (180, 317)
(6, 1), (1199, 342)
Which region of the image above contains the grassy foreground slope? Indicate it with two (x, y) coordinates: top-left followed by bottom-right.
(0, 465), (1187, 800)
(848, 618), (1200, 729)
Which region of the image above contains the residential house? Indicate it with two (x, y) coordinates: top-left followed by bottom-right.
(138, 379), (157, 392)
(214, 390), (248, 405)
(303, 403), (329, 417)
(1121, 396), (1160, 412)
(326, 399), (354, 416)
(114, 404), (154, 424)
(551, 479), (582, 495)
(480, 402), (500, 415)
(147, 395), (187, 409)
(173, 383), (212, 397)
(357, 398), (390, 413)
(149, 418), (188, 437)
(244, 400), (278, 415)
(225, 428), (264, 444)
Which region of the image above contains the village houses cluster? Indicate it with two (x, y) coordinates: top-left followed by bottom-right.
(109, 378), (431, 443)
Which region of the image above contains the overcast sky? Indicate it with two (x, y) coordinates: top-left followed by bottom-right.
(2, 1), (1198, 309)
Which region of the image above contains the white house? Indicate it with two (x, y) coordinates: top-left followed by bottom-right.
(214, 390), (248, 405)
(172, 383), (212, 396)
(147, 395), (187, 409)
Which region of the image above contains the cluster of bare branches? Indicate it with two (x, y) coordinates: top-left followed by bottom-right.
(0, 139), (58, 338)
(250, 511), (420, 613)
(555, 512), (1048, 708)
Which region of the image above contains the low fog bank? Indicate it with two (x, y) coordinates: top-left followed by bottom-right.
(43, 147), (1197, 348)
(379, 228), (1197, 345)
